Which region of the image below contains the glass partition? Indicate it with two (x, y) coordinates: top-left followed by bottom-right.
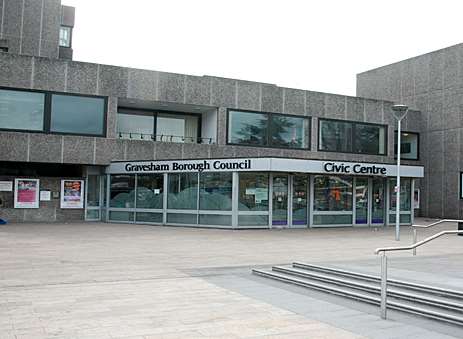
(109, 175), (135, 208)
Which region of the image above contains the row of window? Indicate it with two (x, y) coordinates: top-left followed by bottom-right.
(0, 88), (106, 136)
(227, 109), (419, 159)
(0, 87), (418, 159)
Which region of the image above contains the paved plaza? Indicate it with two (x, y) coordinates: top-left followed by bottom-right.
(1, 220), (463, 338)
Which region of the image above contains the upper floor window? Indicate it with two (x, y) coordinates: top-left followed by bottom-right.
(59, 26), (72, 47)
(117, 108), (201, 143)
(0, 88), (106, 137)
(227, 109), (310, 149)
(395, 131), (419, 160)
(319, 119), (386, 155)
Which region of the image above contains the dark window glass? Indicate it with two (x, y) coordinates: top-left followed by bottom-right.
(59, 26), (72, 47)
(110, 175), (135, 208)
(319, 120), (352, 152)
(136, 174), (163, 209)
(51, 95), (105, 135)
(199, 172), (232, 210)
(394, 132), (419, 160)
(0, 89), (45, 131)
(228, 110), (267, 145)
(270, 115), (309, 148)
(354, 124), (386, 155)
(319, 119), (386, 155)
(167, 173), (198, 210)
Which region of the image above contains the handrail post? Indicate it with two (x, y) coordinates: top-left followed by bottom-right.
(413, 228), (417, 256)
(380, 251), (387, 319)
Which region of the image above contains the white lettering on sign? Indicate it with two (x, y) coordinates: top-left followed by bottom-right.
(124, 159), (252, 173)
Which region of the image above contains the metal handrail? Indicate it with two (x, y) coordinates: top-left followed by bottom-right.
(374, 229), (463, 320)
(412, 219), (463, 255)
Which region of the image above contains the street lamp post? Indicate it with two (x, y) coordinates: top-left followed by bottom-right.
(391, 104), (409, 241)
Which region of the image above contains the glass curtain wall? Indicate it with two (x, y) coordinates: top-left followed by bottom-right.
(388, 178), (412, 224)
(109, 175), (135, 221)
(136, 174), (163, 223)
(355, 178), (368, 224)
(238, 172), (269, 226)
(199, 172), (233, 226)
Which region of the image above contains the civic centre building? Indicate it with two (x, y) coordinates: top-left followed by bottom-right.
(2, 0), (460, 229)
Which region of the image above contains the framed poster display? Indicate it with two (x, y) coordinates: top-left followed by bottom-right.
(14, 179), (40, 208)
(60, 180), (85, 209)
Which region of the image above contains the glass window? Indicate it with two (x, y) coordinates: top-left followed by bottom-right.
(51, 94), (105, 135)
(0, 89), (45, 131)
(109, 211), (134, 222)
(238, 173), (269, 211)
(238, 215), (269, 226)
(59, 26), (72, 47)
(136, 212), (163, 223)
(136, 174), (163, 209)
(199, 172), (232, 210)
(313, 215), (353, 225)
(270, 115), (309, 148)
(157, 113), (199, 143)
(228, 110), (268, 146)
(395, 132), (419, 160)
(354, 124), (386, 155)
(199, 214), (232, 226)
(314, 175), (353, 211)
(167, 213), (197, 224)
(319, 120), (352, 153)
(389, 178), (411, 211)
(110, 175), (135, 208)
(117, 111), (154, 140)
(167, 173), (198, 210)
(319, 119), (386, 155)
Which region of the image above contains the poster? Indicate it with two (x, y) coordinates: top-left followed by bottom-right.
(60, 180), (85, 209)
(14, 179), (40, 208)
(413, 188), (420, 209)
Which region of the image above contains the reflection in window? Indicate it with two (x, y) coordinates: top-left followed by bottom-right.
(157, 113), (198, 143)
(395, 132), (419, 160)
(51, 94), (105, 135)
(110, 175), (135, 208)
(238, 172), (269, 211)
(228, 110), (267, 146)
(319, 119), (386, 155)
(354, 124), (386, 155)
(136, 174), (163, 209)
(270, 115), (309, 148)
(199, 172), (232, 210)
(0, 89), (45, 131)
(389, 178), (411, 211)
(319, 120), (352, 153)
(314, 176), (353, 211)
(168, 173), (198, 209)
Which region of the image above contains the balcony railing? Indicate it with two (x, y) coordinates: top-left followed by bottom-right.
(117, 132), (215, 144)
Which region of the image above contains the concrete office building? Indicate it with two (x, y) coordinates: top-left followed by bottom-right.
(0, 0), (436, 228)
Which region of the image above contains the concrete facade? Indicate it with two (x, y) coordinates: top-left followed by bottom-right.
(357, 43), (463, 219)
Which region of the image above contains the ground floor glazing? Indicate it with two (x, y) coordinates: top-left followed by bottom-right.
(85, 172), (414, 228)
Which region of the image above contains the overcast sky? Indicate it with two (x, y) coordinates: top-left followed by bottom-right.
(62, 0), (462, 96)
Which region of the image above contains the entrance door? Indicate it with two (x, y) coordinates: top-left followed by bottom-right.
(371, 178), (385, 225)
(272, 175), (289, 226)
(292, 175), (308, 227)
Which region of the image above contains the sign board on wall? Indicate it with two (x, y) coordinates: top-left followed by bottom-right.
(14, 179), (40, 208)
(40, 190), (51, 201)
(60, 180), (85, 209)
(0, 181), (13, 192)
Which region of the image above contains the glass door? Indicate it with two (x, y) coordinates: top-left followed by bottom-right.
(85, 175), (102, 221)
(355, 177), (368, 225)
(292, 175), (308, 227)
(371, 178), (385, 225)
(272, 175), (288, 226)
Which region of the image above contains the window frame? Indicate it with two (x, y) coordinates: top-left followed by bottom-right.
(59, 25), (73, 48)
(318, 118), (388, 156)
(117, 106), (202, 142)
(394, 130), (420, 161)
(226, 108), (311, 150)
(0, 86), (108, 137)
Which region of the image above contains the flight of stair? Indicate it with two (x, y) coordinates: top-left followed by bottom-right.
(252, 262), (463, 325)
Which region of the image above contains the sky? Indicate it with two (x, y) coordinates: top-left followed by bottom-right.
(61, 0), (463, 96)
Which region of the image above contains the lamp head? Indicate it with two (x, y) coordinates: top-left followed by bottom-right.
(391, 104), (409, 120)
